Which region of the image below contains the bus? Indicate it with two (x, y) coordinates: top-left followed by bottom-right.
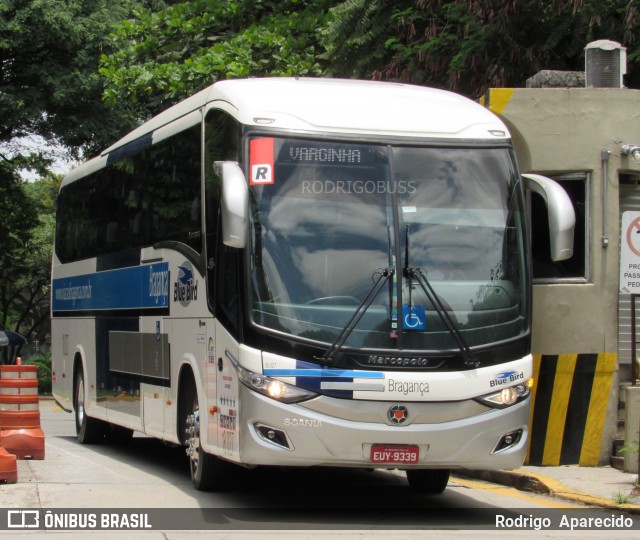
(51, 77), (575, 493)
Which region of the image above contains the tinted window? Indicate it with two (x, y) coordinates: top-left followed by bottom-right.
(204, 109), (241, 330)
(56, 125), (202, 262)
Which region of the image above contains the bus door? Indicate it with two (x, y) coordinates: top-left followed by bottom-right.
(139, 247), (171, 437)
(140, 315), (170, 437)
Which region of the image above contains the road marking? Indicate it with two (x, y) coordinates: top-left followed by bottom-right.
(451, 475), (578, 508)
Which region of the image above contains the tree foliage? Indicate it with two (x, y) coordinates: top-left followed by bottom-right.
(0, 168), (60, 354)
(100, 0), (640, 107)
(322, 0), (640, 97)
(0, 168), (37, 274)
(319, 0), (396, 79)
(100, 0), (332, 115)
(0, 0), (145, 157)
(1, 0), (150, 356)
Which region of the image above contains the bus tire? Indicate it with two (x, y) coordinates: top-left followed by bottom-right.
(406, 469), (450, 494)
(182, 376), (233, 491)
(74, 367), (106, 444)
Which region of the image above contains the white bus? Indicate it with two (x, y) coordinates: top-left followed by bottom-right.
(51, 78), (574, 493)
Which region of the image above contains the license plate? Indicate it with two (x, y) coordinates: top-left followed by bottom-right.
(370, 444), (419, 464)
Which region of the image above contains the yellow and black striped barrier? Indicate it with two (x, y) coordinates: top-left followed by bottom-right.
(526, 353), (617, 466)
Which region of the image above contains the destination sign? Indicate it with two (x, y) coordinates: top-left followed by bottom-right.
(277, 140), (379, 167)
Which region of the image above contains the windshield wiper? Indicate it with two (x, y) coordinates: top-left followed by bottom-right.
(317, 267), (394, 364)
(403, 225), (480, 369)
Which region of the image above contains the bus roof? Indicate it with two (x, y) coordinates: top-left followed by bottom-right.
(103, 77), (509, 151)
(66, 78), (510, 185)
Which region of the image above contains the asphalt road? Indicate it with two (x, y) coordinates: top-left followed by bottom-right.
(1, 399), (638, 538)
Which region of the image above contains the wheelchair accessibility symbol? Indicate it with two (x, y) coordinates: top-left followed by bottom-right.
(402, 305), (426, 331)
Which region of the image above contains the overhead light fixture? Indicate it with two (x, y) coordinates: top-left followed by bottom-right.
(622, 144), (640, 163)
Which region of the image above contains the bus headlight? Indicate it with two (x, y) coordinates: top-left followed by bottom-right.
(476, 378), (533, 409)
(233, 360), (317, 404)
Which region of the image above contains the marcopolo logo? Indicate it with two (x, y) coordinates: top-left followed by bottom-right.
(387, 404), (409, 425)
(174, 261), (198, 307)
(490, 370), (524, 388)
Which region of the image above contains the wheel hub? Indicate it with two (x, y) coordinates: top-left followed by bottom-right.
(185, 410), (200, 464)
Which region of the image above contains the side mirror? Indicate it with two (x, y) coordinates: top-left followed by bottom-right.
(215, 161), (248, 248)
(522, 173), (576, 261)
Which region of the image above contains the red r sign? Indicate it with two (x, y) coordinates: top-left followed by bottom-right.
(249, 138), (275, 185)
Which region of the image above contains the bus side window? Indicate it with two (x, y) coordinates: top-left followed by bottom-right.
(216, 241), (241, 335)
(141, 126), (202, 252)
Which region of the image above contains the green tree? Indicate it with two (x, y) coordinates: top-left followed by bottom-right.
(99, 0), (332, 114)
(19, 174), (61, 339)
(0, 168), (38, 361)
(0, 0), (145, 158)
(101, 0), (640, 108)
(319, 0), (395, 80)
(321, 0), (640, 97)
(0, 169), (37, 279)
(1, 0), (152, 360)
(0, 172), (60, 360)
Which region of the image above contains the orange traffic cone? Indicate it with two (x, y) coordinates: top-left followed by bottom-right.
(0, 442), (18, 483)
(0, 365), (45, 459)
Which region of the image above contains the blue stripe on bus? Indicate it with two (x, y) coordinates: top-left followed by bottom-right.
(263, 368), (384, 379)
(51, 262), (170, 312)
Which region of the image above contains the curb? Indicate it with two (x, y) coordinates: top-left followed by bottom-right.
(458, 469), (640, 514)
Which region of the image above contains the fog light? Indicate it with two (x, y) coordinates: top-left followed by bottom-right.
(493, 429), (523, 453)
(255, 423), (292, 450)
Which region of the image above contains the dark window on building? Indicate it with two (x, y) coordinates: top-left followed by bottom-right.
(530, 173), (588, 281)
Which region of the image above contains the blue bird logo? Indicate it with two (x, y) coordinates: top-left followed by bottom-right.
(178, 265), (193, 285)
(495, 370), (517, 380)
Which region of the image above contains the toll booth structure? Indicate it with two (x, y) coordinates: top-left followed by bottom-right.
(483, 82), (640, 471)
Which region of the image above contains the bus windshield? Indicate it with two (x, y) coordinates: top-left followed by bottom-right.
(248, 137), (527, 353)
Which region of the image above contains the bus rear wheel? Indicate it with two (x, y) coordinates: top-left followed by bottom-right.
(74, 368), (106, 444)
(182, 377), (232, 491)
(406, 469), (450, 494)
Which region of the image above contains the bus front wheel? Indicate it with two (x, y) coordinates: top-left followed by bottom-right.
(406, 469), (450, 494)
(74, 368), (106, 444)
(182, 377), (232, 491)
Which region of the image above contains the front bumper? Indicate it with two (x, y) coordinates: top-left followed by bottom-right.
(232, 384), (529, 470)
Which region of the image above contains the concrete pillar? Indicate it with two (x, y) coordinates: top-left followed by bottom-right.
(624, 385), (640, 473)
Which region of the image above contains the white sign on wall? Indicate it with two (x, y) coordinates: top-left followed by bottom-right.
(620, 211), (640, 293)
